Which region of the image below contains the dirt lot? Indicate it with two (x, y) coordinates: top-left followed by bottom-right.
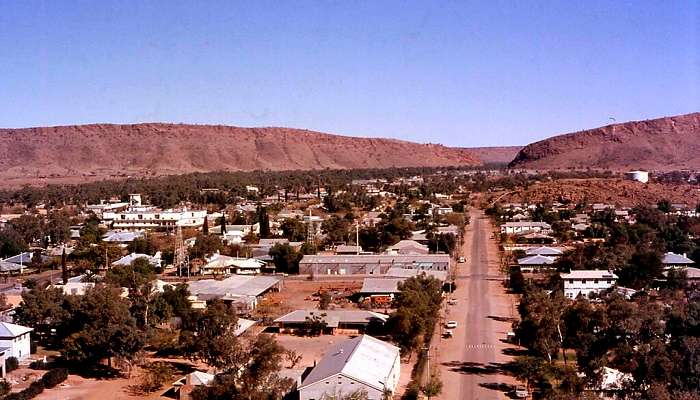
(260, 278), (364, 316)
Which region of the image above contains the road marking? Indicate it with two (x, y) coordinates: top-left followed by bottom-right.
(465, 344), (496, 349)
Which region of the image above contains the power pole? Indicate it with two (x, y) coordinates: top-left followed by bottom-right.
(174, 224), (186, 277)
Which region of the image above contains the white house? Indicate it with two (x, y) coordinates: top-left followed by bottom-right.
(0, 322), (33, 360)
(500, 222), (552, 235)
(561, 270), (617, 299)
(298, 335), (400, 400)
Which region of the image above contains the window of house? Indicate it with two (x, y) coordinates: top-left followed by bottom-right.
(594, 280), (599, 284)
(581, 280), (587, 284)
(138, 215), (143, 219)
(569, 280), (574, 284)
(607, 280), (612, 284)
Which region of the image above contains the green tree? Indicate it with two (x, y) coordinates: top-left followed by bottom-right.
(180, 300), (243, 370)
(280, 218), (306, 242)
(62, 286), (144, 366)
(268, 243), (302, 274)
(0, 226), (28, 258)
(421, 374), (443, 400)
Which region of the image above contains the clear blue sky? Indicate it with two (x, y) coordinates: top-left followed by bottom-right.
(1, 1), (698, 146)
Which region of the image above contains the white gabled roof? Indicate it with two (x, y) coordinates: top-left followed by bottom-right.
(525, 246), (563, 256)
(560, 270), (617, 280)
(518, 255), (556, 265)
(300, 335), (399, 391)
(662, 252), (695, 265)
(0, 322), (33, 337)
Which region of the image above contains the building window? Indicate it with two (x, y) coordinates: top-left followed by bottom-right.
(594, 280), (599, 284)
(581, 280), (587, 284)
(569, 280), (574, 284)
(607, 280), (612, 284)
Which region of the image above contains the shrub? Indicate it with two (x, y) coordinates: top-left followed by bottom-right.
(41, 368), (68, 389)
(138, 362), (173, 393)
(23, 381), (44, 397)
(5, 356), (19, 373)
(29, 360), (49, 370)
(0, 380), (10, 396)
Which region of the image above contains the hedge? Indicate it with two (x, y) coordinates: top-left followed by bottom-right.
(1, 368), (68, 400)
(40, 368), (68, 389)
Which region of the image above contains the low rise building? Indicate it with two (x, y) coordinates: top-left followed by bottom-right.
(299, 254), (450, 276)
(274, 310), (388, 335)
(500, 222), (552, 235)
(0, 322), (33, 360)
(298, 335), (400, 400)
(561, 270), (617, 299)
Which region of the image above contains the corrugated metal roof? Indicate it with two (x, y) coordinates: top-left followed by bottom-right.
(300, 254), (450, 265)
(360, 278), (402, 293)
(188, 275), (280, 297)
(0, 322), (32, 337)
(662, 252), (695, 265)
(300, 335), (399, 392)
(384, 267), (448, 281)
(274, 310), (388, 325)
(560, 270), (617, 280)
(518, 255), (556, 265)
(525, 246), (563, 256)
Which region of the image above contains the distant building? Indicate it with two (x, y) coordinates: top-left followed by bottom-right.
(561, 270), (617, 299)
(386, 240), (429, 255)
(625, 170), (649, 184)
(187, 275), (282, 313)
(500, 222), (552, 235)
(274, 310), (388, 335)
(102, 194), (206, 230)
(298, 335), (400, 400)
(517, 255), (556, 273)
(299, 254), (450, 276)
(661, 252), (695, 269)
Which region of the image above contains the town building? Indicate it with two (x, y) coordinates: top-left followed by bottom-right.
(0, 322), (33, 360)
(298, 335), (400, 400)
(386, 240), (429, 255)
(274, 310), (388, 335)
(187, 275), (282, 313)
(299, 254), (450, 276)
(101, 194), (206, 230)
(661, 252), (695, 269)
(500, 222), (552, 235)
(561, 270), (617, 299)
(517, 255), (556, 273)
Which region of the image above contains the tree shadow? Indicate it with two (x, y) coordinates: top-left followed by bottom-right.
(502, 347), (528, 357)
(479, 382), (519, 398)
(442, 360), (515, 376)
(488, 315), (517, 323)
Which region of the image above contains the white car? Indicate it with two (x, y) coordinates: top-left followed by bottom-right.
(458, 256), (466, 263)
(442, 329), (454, 338)
(514, 385), (528, 398)
(447, 298), (458, 305)
(445, 320), (458, 329)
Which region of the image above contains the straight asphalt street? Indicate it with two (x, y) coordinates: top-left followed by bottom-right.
(436, 209), (519, 399)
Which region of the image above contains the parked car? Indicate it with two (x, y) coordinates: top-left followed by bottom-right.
(442, 329), (454, 338)
(514, 385), (528, 398)
(445, 320), (458, 329)
(458, 256), (466, 263)
(447, 298), (458, 305)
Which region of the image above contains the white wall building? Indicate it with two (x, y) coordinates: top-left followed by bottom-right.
(0, 322), (33, 360)
(561, 270), (617, 299)
(103, 207), (206, 230)
(298, 335), (400, 400)
(500, 221), (552, 235)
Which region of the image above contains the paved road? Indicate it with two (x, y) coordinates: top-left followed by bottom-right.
(436, 209), (519, 399)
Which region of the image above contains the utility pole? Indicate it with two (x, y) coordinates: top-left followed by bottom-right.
(174, 224), (186, 278)
(356, 221), (360, 254)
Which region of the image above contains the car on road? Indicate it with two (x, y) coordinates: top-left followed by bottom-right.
(445, 320), (458, 329)
(514, 385), (528, 398)
(447, 298), (458, 305)
(442, 329), (454, 338)
(458, 256), (466, 263)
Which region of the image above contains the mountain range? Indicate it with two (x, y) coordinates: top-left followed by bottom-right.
(1, 111), (697, 187)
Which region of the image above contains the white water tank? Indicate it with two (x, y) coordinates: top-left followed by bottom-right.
(625, 170), (649, 184)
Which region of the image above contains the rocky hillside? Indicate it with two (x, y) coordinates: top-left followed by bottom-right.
(509, 112), (700, 170)
(0, 123), (481, 186)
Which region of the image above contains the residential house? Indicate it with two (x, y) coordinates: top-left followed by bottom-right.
(661, 252), (695, 269)
(561, 270), (617, 299)
(0, 322), (33, 360)
(386, 240), (429, 255)
(298, 335), (400, 400)
(517, 255), (556, 273)
(500, 222), (552, 235)
(112, 252), (162, 269)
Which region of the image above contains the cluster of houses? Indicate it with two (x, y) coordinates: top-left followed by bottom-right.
(499, 201), (699, 300)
